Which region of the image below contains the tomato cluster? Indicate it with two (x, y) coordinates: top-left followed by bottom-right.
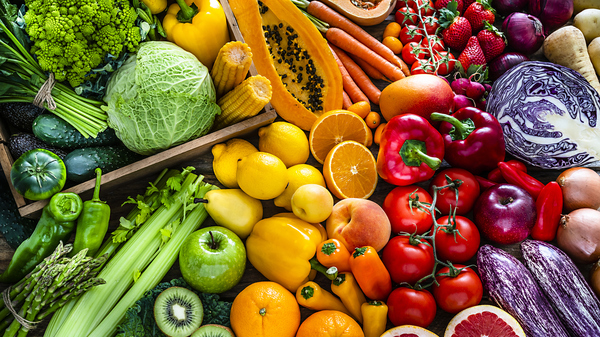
(381, 168), (484, 327)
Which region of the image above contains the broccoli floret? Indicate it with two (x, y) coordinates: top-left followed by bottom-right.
(23, 0), (141, 87)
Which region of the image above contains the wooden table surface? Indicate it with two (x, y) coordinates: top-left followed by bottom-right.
(0, 9), (595, 337)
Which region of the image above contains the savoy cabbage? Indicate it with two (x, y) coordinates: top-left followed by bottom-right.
(104, 41), (220, 155)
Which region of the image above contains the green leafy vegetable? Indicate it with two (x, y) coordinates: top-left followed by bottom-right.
(103, 41), (220, 155)
(115, 278), (232, 337)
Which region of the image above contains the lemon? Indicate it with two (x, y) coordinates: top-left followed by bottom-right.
(258, 122), (310, 167)
(237, 152), (289, 200)
(274, 164), (326, 211)
(212, 138), (258, 188)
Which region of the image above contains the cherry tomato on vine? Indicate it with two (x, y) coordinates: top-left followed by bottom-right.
(418, 16), (440, 35)
(382, 186), (434, 235)
(434, 215), (480, 263)
(399, 25), (424, 45)
(382, 235), (435, 285)
(395, 6), (418, 27)
(432, 51), (456, 76)
(411, 58), (436, 75)
(401, 42), (426, 65)
(407, 0), (435, 16)
(387, 287), (437, 327)
(420, 36), (445, 57)
(428, 168), (480, 215)
(432, 265), (483, 314)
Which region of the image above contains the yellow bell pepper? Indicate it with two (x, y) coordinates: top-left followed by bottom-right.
(162, 0), (230, 69)
(296, 281), (351, 315)
(246, 215), (324, 292)
(361, 301), (388, 337)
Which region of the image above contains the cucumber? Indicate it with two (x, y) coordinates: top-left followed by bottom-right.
(32, 114), (120, 149)
(64, 146), (144, 183)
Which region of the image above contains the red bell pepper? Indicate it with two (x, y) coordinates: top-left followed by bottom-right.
(430, 107), (505, 175)
(376, 114), (444, 186)
(498, 162), (544, 200)
(488, 159), (527, 183)
(531, 182), (563, 241)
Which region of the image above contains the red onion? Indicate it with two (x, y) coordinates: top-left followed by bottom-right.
(529, 0), (574, 32)
(492, 0), (528, 16)
(502, 13), (545, 55)
(488, 52), (530, 80)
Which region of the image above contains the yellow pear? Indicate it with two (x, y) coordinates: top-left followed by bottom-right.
(202, 189), (263, 239)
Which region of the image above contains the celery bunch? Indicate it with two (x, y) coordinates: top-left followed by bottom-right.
(44, 167), (217, 337)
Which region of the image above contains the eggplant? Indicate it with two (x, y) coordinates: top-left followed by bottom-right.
(477, 245), (570, 337)
(521, 240), (600, 337)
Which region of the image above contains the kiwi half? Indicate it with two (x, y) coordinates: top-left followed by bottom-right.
(154, 287), (204, 337)
(191, 324), (235, 337)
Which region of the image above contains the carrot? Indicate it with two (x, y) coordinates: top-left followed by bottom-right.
(342, 91), (352, 109)
(395, 55), (412, 77)
(330, 44), (370, 105)
(307, 1), (409, 74)
(327, 28), (406, 82)
(331, 45), (381, 105)
(349, 54), (390, 82)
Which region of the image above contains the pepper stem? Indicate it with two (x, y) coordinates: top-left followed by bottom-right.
(91, 168), (102, 202)
(400, 139), (441, 170)
(310, 257), (338, 281)
(175, 0), (198, 23)
(430, 113), (475, 141)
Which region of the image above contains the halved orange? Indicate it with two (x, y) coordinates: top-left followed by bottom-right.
(309, 110), (372, 164)
(323, 140), (378, 199)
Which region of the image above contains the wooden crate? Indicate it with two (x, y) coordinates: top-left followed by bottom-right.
(0, 0), (277, 218)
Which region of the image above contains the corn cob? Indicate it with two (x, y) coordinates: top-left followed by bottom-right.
(213, 75), (272, 130)
(211, 41), (253, 98)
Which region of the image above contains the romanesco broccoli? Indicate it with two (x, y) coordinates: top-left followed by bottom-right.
(23, 0), (141, 87)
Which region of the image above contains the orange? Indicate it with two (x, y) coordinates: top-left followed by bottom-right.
(309, 110), (372, 164)
(323, 140), (378, 199)
(296, 310), (364, 337)
(379, 74), (454, 122)
(230, 281), (301, 337)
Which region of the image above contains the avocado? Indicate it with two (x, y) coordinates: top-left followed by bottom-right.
(9, 133), (69, 160)
(0, 103), (45, 132)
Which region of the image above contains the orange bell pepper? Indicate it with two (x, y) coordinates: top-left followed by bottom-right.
(316, 238), (351, 272)
(349, 246), (392, 301)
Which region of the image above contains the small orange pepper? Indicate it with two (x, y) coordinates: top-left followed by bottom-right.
(349, 246), (392, 301)
(317, 238), (352, 272)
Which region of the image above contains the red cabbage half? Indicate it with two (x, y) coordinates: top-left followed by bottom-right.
(487, 61), (600, 169)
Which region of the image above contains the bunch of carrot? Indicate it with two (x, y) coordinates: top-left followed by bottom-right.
(291, 0), (411, 109)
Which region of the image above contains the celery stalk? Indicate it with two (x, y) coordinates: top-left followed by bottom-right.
(88, 183), (217, 337)
(50, 172), (200, 336)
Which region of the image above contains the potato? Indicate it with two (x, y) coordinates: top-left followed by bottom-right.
(544, 26), (600, 93)
(589, 37), (600, 75)
(574, 0), (600, 14)
(574, 9), (600, 43)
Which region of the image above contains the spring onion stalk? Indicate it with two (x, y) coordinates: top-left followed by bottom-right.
(49, 169), (202, 337)
(88, 183), (217, 337)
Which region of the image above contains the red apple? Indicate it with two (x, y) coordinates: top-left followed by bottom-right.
(473, 184), (536, 245)
(326, 198), (392, 252)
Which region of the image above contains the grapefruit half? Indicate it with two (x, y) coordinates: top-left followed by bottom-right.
(381, 325), (438, 337)
(444, 305), (526, 337)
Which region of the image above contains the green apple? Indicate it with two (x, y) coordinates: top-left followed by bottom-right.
(291, 184), (334, 223)
(179, 226), (246, 294)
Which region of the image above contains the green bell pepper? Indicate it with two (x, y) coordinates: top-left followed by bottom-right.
(0, 192), (83, 283)
(10, 149), (67, 201)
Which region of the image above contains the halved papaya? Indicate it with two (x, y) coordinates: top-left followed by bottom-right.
(320, 0), (397, 26)
(229, 0), (343, 130)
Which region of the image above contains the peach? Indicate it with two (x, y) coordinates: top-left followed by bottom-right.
(326, 198), (392, 252)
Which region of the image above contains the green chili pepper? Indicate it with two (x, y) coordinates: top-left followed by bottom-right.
(72, 168), (111, 257)
(0, 192), (83, 283)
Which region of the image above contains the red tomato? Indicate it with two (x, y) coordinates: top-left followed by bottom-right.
(428, 168), (481, 215)
(418, 16), (440, 35)
(411, 58), (436, 75)
(432, 265), (483, 314)
(421, 36), (445, 57)
(407, 0), (435, 16)
(395, 6), (418, 27)
(383, 186), (434, 235)
(433, 51), (456, 76)
(399, 25), (424, 45)
(401, 42), (426, 65)
(434, 215), (480, 263)
(382, 235), (435, 285)
(387, 287), (437, 327)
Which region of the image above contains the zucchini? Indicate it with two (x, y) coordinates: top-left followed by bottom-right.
(64, 146), (144, 183)
(32, 114), (120, 149)
(477, 244), (570, 337)
(521, 240), (600, 337)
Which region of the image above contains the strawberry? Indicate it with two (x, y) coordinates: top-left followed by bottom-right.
(462, 0), (476, 9)
(458, 36), (486, 72)
(434, 0), (463, 13)
(477, 21), (506, 62)
(439, 1), (472, 50)
(463, 0), (495, 33)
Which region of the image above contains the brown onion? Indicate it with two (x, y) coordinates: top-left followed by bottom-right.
(557, 167), (600, 213)
(556, 208), (600, 264)
(592, 260), (600, 298)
